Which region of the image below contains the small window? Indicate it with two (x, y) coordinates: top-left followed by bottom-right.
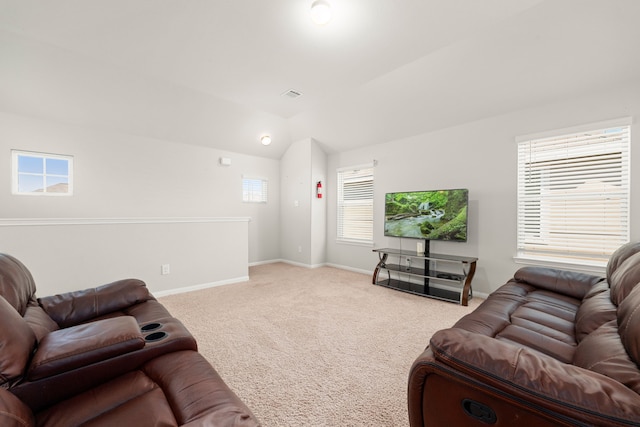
(337, 164), (374, 244)
(516, 121), (630, 267)
(242, 177), (268, 203)
(12, 150), (73, 195)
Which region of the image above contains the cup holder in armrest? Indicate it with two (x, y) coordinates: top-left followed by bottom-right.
(140, 322), (162, 332)
(144, 331), (168, 342)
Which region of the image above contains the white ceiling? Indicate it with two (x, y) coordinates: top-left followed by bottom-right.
(1, 0), (639, 159)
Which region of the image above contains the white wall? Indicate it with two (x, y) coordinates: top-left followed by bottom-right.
(0, 218), (249, 297)
(279, 138), (327, 267)
(327, 81), (640, 295)
(310, 139), (327, 267)
(280, 139), (312, 265)
(0, 112), (280, 294)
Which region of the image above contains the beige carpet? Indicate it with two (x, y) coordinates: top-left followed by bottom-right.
(159, 263), (482, 427)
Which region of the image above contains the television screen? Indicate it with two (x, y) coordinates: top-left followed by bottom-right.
(384, 189), (468, 241)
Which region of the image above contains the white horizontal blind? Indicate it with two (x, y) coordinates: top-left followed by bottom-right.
(517, 124), (630, 265)
(242, 177), (268, 203)
(337, 165), (374, 243)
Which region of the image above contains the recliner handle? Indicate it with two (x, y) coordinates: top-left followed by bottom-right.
(461, 398), (497, 424)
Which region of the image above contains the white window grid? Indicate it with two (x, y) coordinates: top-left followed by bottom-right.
(11, 150), (73, 196)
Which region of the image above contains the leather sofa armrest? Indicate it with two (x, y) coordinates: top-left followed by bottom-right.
(0, 387), (34, 427)
(513, 266), (604, 299)
(427, 328), (640, 424)
(38, 279), (153, 327)
(27, 316), (144, 381)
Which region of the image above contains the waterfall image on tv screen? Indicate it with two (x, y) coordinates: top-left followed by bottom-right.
(384, 189), (468, 241)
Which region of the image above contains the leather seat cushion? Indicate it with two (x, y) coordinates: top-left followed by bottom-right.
(454, 281), (581, 363)
(35, 370), (178, 426)
(574, 319), (640, 394)
(34, 350), (258, 427)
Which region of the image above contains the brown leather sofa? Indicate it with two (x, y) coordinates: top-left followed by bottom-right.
(408, 242), (640, 427)
(0, 253), (259, 426)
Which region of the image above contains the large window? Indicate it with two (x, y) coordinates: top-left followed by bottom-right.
(337, 164), (374, 244)
(12, 150), (73, 196)
(516, 121), (630, 267)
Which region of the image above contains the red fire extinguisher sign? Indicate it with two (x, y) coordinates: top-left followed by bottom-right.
(316, 181), (323, 198)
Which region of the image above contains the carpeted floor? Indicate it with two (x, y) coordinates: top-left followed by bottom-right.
(159, 263), (482, 427)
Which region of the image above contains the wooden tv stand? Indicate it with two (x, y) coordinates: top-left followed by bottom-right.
(372, 248), (477, 305)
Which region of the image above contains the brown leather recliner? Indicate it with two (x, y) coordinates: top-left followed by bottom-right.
(408, 242), (640, 427)
(0, 253), (259, 426)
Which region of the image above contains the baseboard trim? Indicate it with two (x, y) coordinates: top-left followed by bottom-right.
(250, 260), (372, 276)
(154, 276), (249, 298)
(251, 259), (328, 269)
(324, 263), (371, 276)
(249, 259), (284, 267)
(280, 260), (326, 269)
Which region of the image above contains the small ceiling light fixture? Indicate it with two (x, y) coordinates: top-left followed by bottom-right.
(260, 135), (272, 146)
(310, 0), (331, 25)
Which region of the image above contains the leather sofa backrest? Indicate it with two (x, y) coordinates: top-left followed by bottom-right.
(513, 266), (600, 300)
(609, 251), (640, 306)
(574, 281), (616, 341)
(618, 284), (640, 367)
(607, 241), (640, 283)
(0, 254), (38, 315)
(0, 296), (36, 387)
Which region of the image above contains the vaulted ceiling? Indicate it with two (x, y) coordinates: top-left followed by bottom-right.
(1, 0), (639, 159)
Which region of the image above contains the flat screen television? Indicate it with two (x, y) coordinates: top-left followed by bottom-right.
(384, 189), (468, 242)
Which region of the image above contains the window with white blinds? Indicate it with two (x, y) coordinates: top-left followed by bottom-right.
(337, 165), (374, 244)
(517, 123), (630, 266)
(242, 177), (268, 203)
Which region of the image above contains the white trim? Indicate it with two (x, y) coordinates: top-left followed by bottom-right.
(0, 217), (251, 227)
(336, 162), (374, 173)
(336, 239), (374, 247)
(154, 276), (250, 298)
(249, 259), (284, 267)
(515, 116), (633, 143)
(324, 262), (371, 276)
(280, 259), (327, 269)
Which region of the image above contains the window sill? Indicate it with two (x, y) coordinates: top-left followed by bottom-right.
(336, 239), (373, 248)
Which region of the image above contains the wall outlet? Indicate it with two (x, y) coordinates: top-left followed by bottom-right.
(161, 264), (170, 275)
(298, 246), (302, 253)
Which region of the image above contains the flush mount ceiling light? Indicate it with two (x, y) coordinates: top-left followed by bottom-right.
(260, 135), (272, 146)
(310, 0), (331, 25)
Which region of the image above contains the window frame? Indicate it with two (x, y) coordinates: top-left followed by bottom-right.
(336, 163), (374, 245)
(242, 176), (268, 203)
(11, 150), (74, 196)
(515, 118), (631, 270)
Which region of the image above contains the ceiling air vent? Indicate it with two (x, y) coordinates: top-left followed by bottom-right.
(281, 89), (302, 99)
